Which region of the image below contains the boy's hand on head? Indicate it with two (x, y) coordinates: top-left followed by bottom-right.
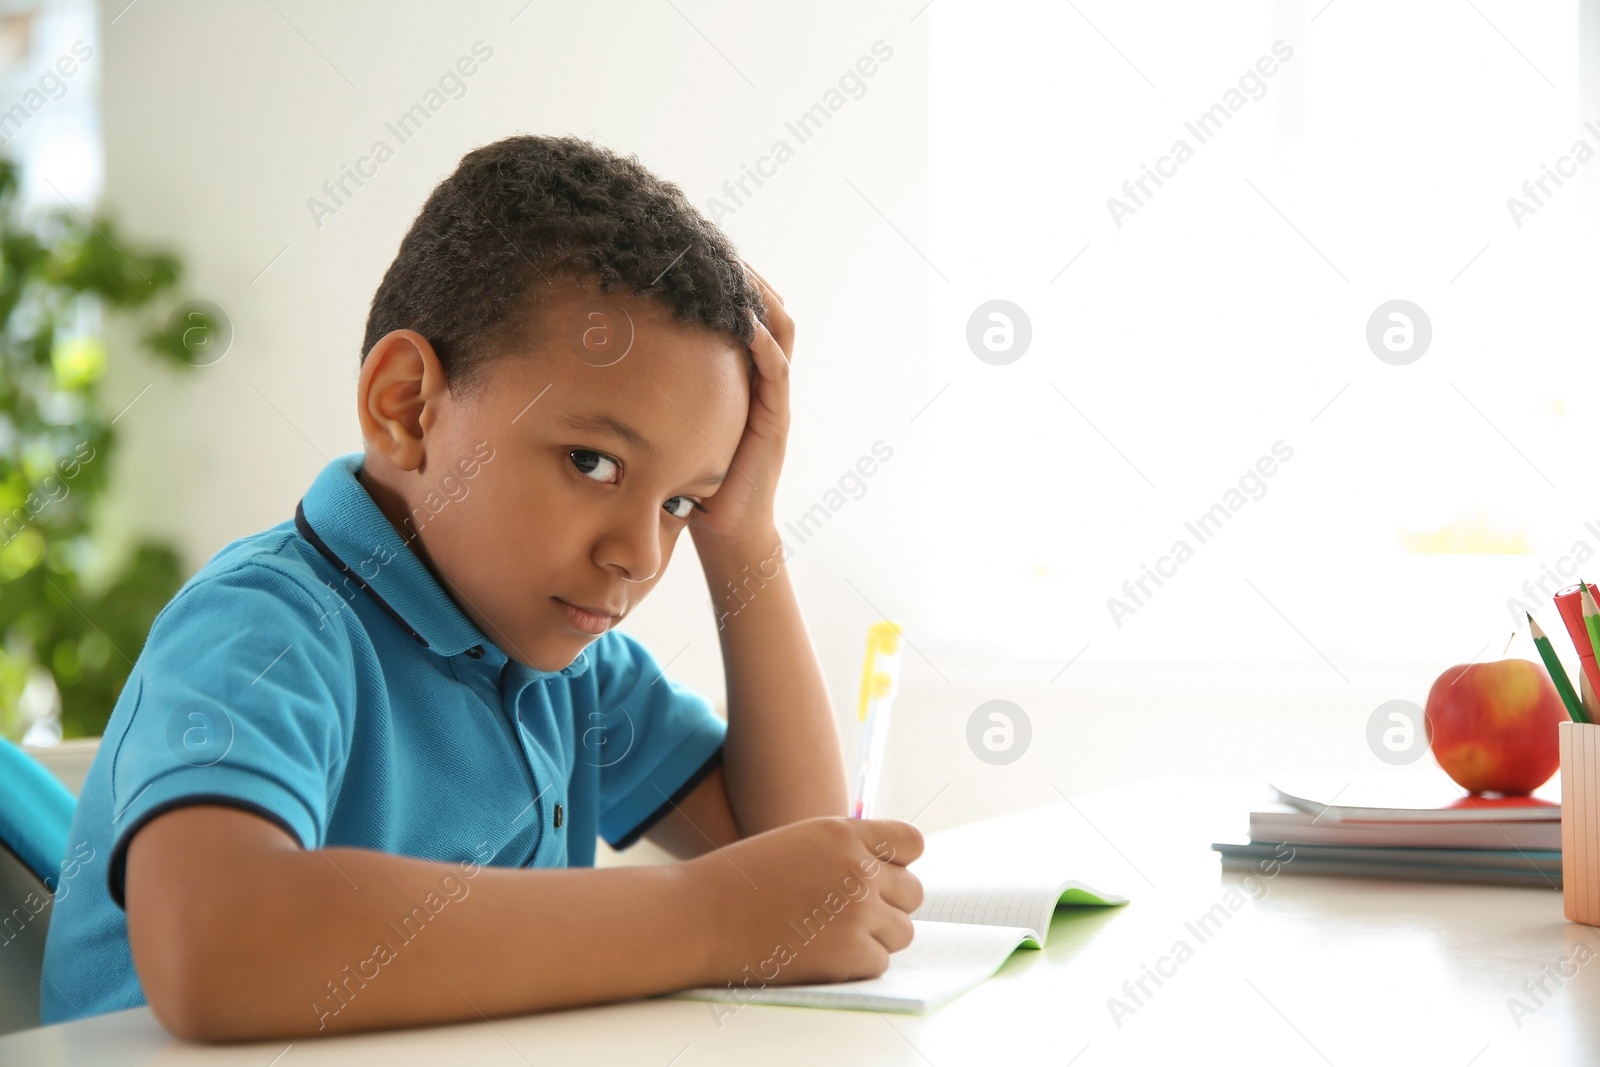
(687, 261), (793, 552)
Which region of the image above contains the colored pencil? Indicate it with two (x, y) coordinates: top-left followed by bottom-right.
(1582, 587), (1600, 682)
(1555, 582), (1600, 698)
(1530, 613), (1589, 724)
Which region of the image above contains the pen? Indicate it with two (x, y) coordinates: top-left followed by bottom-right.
(850, 620), (902, 819)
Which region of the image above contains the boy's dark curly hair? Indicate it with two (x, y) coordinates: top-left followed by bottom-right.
(362, 134), (764, 391)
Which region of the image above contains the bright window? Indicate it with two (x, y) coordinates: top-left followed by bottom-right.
(905, 0), (1593, 672)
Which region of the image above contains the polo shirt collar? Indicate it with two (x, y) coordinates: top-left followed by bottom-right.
(297, 453), (592, 679)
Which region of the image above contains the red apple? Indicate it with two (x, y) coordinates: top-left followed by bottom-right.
(1425, 658), (1568, 795)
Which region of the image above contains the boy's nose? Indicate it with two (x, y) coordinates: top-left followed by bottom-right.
(596, 507), (662, 583)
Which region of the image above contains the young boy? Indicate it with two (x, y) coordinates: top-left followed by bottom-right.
(38, 134), (924, 1041)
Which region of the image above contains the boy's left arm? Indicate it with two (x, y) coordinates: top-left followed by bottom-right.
(645, 263), (849, 858)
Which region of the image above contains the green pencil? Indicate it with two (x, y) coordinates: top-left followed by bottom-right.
(1582, 586), (1600, 681)
(1529, 612), (1590, 724)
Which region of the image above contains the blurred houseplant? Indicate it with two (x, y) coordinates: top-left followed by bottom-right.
(0, 155), (208, 741)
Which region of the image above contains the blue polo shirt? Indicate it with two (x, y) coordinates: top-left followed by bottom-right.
(38, 452), (727, 1024)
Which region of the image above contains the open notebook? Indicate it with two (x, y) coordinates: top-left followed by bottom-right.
(671, 877), (1127, 1014)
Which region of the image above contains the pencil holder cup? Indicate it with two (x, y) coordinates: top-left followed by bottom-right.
(1561, 721), (1600, 925)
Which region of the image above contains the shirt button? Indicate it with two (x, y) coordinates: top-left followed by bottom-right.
(465, 645), (484, 659)
(553, 803), (563, 829)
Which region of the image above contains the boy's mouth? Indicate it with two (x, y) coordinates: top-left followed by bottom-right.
(553, 597), (623, 635)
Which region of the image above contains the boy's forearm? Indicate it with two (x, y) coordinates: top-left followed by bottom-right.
(161, 841), (716, 1041)
(699, 525), (849, 833)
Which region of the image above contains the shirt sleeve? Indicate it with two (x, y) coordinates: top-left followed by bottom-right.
(104, 560), (353, 909)
(591, 630), (727, 850)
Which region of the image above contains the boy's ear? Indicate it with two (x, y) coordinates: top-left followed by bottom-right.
(357, 329), (450, 473)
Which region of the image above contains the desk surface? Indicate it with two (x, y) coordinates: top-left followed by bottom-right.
(5, 774), (1597, 1066)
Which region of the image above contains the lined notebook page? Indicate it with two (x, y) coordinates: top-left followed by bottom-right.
(911, 884), (1056, 943)
(911, 880), (1127, 946)
(673, 920), (1038, 1013)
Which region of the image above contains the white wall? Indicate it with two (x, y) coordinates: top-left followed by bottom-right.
(96, 0), (929, 817)
(97, 3), (1513, 848)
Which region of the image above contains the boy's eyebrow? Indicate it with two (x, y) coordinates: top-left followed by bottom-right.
(558, 410), (727, 486)
(559, 411), (657, 456)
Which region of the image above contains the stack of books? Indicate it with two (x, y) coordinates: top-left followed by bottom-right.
(1212, 773), (1562, 888)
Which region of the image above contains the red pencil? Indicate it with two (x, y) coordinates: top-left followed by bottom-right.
(1556, 581), (1600, 698)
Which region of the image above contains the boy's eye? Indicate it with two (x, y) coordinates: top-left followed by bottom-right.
(570, 449), (619, 483)
(572, 450), (697, 519)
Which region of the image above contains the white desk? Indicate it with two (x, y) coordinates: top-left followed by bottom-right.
(5, 775), (1597, 1065)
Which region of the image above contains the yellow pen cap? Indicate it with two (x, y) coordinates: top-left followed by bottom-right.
(857, 620), (902, 720)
